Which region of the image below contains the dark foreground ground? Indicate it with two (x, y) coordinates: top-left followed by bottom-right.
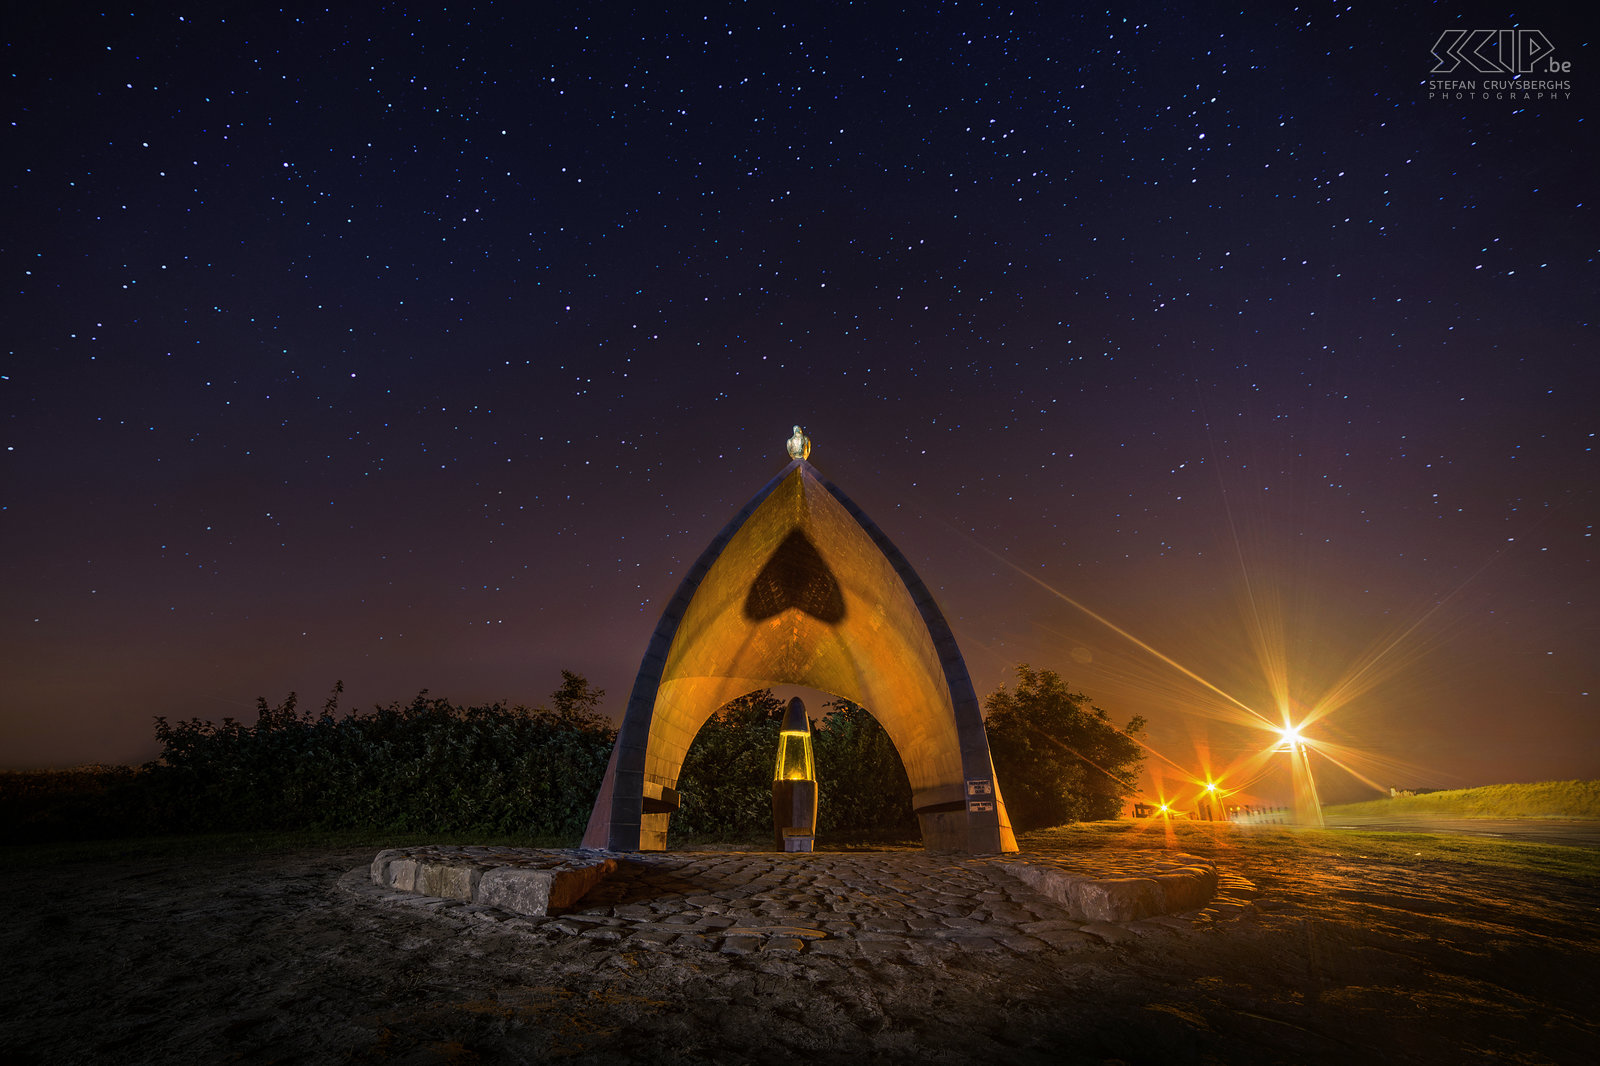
(2, 823), (1596, 1065)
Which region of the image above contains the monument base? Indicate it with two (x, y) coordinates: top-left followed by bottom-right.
(772, 778), (818, 851)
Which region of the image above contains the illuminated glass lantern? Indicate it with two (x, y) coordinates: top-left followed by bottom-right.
(772, 697), (818, 851)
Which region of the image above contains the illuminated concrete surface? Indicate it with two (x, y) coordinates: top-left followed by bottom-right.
(584, 458), (1016, 853)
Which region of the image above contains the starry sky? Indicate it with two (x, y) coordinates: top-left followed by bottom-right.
(4, 4), (1594, 804)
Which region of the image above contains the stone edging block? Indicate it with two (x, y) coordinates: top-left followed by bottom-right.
(998, 856), (1219, 922)
(371, 848), (616, 917)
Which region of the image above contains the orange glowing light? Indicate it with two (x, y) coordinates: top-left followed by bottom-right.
(958, 479), (1465, 824)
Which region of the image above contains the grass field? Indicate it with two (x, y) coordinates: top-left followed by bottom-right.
(1322, 779), (1600, 820)
(1021, 819), (1600, 882)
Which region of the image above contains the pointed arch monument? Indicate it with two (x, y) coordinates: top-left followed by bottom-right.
(582, 430), (1017, 853)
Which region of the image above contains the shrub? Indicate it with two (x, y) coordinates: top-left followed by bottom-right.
(669, 690), (787, 838)
(0, 765), (149, 843)
(138, 673), (615, 839)
(812, 699), (916, 834)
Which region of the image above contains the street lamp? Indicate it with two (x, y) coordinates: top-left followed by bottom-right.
(1275, 722), (1324, 827)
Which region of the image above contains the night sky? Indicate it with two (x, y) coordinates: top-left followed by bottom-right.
(5, 5), (1594, 805)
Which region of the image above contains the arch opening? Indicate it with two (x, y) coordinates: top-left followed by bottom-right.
(665, 686), (918, 845)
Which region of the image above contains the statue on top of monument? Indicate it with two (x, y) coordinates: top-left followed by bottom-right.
(786, 425), (812, 461)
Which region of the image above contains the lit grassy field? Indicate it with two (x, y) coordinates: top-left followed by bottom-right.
(1321, 779), (1600, 820)
(1021, 820), (1600, 882)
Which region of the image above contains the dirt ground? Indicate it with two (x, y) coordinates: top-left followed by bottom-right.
(3, 827), (1596, 1065)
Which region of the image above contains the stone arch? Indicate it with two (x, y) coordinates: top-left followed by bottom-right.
(582, 458), (1017, 853)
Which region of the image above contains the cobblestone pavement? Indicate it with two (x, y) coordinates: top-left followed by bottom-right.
(4, 829), (1597, 1065)
(351, 846), (1254, 957)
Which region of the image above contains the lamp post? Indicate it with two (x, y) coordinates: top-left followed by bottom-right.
(772, 697), (819, 851)
(1276, 726), (1325, 827)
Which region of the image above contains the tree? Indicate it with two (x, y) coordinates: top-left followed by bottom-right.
(671, 689), (786, 838)
(543, 670), (605, 725)
(812, 698), (915, 833)
(984, 665), (1145, 829)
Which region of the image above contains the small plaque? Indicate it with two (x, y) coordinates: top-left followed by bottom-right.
(966, 779), (993, 797)
(969, 801), (995, 813)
